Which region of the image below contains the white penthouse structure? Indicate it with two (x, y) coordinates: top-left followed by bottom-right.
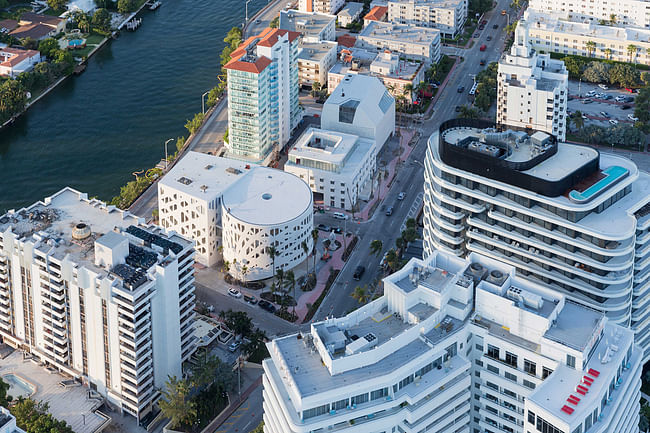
(423, 120), (650, 359)
(298, 0), (344, 15)
(528, 0), (650, 28)
(158, 152), (314, 280)
(285, 128), (377, 210)
(387, 0), (467, 38)
(321, 74), (395, 151)
(524, 9), (650, 66)
(497, 19), (569, 141)
(279, 10), (337, 42)
(262, 250), (641, 433)
(0, 188), (196, 420)
(224, 28), (301, 162)
(356, 21), (441, 64)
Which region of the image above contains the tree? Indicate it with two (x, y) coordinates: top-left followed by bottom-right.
(219, 309), (253, 337)
(37, 38), (58, 59)
(92, 8), (112, 33)
(571, 111), (585, 131)
(634, 86), (650, 126)
(266, 245), (277, 293)
(159, 376), (197, 429)
(0, 378), (10, 407)
(251, 422), (265, 433)
(406, 218), (416, 229)
(191, 351), (222, 390)
(608, 63), (639, 88)
(310, 81), (321, 98)
(52, 49), (75, 75)
(351, 286), (369, 304)
(185, 112), (205, 135)
(241, 264), (248, 286)
(0, 0), (8, 7)
(117, 0), (136, 12)
(301, 240), (310, 276)
(642, 71), (650, 86)
(0, 80), (27, 124)
(584, 40), (596, 57)
(221, 26), (243, 67)
(47, 0), (67, 11)
(270, 16), (279, 28)
(11, 399), (74, 433)
(402, 227), (417, 244)
(385, 249), (399, 271)
(370, 239), (383, 256)
(20, 37), (38, 50)
(627, 44), (638, 63)
(609, 13), (617, 24)
(403, 83), (414, 103)
(604, 48), (613, 60)
(275, 268), (285, 295)
(311, 229), (319, 272)
(459, 105), (481, 119)
(284, 270), (296, 315)
(582, 61), (610, 83)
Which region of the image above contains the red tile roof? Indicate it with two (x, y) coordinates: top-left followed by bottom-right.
(364, 5), (387, 21)
(0, 47), (39, 68)
(9, 22), (53, 40)
(0, 19), (18, 31)
(257, 28), (300, 47)
(224, 27), (300, 73)
(337, 34), (356, 48)
(19, 12), (64, 26)
(223, 55), (272, 73)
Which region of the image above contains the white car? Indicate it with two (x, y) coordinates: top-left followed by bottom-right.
(397, 192), (405, 200)
(598, 84), (609, 90)
(228, 288), (242, 298)
(615, 95), (626, 102)
(627, 114), (639, 121)
(586, 90), (597, 97)
(609, 119), (619, 125)
(332, 212), (348, 220)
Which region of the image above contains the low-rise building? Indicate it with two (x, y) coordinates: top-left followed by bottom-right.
(286, 128), (377, 210)
(298, 0), (344, 15)
(9, 13), (65, 40)
(525, 9), (650, 65)
(528, 0), (650, 29)
(262, 250), (642, 433)
(0, 407), (25, 433)
(159, 152), (314, 280)
(328, 48), (425, 101)
(0, 47), (41, 78)
(0, 188), (196, 421)
(356, 20), (441, 64)
(298, 40), (338, 87)
(497, 18), (569, 141)
(321, 73), (395, 150)
(387, 0), (467, 38)
(280, 10), (337, 41)
(337, 1), (364, 27)
(363, 5), (388, 26)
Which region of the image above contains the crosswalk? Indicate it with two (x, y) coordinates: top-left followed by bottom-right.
(401, 192), (424, 232)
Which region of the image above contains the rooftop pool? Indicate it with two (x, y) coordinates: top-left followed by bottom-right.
(2, 373), (35, 398)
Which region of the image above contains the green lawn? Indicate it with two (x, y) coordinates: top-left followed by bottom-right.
(85, 34), (105, 45)
(42, 7), (64, 16)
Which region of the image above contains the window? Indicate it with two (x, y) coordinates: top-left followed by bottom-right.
(567, 354), (576, 368)
(542, 367), (553, 379)
(332, 399), (347, 410)
(523, 379), (536, 389)
(536, 415), (564, 433)
(351, 393), (368, 405)
(303, 403), (329, 420)
(370, 388), (388, 400)
(524, 359), (537, 376)
(505, 371), (517, 382)
(487, 345), (499, 360)
(505, 352), (517, 368)
(487, 364), (499, 374)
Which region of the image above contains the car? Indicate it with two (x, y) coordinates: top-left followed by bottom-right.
(600, 111), (610, 118)
(602, 94), (612, 100)
(397, 192), (405, 200)
(258, 299), (276, 313)
(501, 9), (507, 15)
(625, 87), (635, 93)
(243, 294), (257, 304)
(479, 44), (487, 51)
(585, 90), (597, 97)
(353, 266), (366, 280)
(385, 206), (393, 216)
(624, 96), (634, 103)
(581, 114), (588, 119)
(474, 33), (480, 38)
(479, 24), (485, 30)
(228, 341), (241, 352)
(615, 95), (626, 102)
(581, 98), (593, 104)
(595, 93), (606, 99)
(455, 105), (461, 112)
(457, 86), (465, 93)
(621, 104), (632, 110)
(255, 18), (261, 24)
(609, 119), (619, 125)
(628, 114), (639, 121)
(481, 19), (488, 25)
(332, 212), (348, 220)
(332, 226), (342, 234)
(380, 252), (389, 269)
(317, 223), (331, 232)
(228, 288), (242, 298)
(598, 84), (608, 90)
(486, 36), (492, 41)
(493, 24), (499, 29)
(480, 59), (486, 65)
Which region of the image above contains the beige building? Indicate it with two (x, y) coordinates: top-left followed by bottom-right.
(387, 0), (466, 38)
(298, 40), (338, 87)
(356, 21), (441, 64)
(525, 9), (650, 65)
(528, 0), (650, 28)
(298, 0), (344, 15)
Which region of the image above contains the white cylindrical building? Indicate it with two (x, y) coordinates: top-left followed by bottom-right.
(221, 167), (314, 281)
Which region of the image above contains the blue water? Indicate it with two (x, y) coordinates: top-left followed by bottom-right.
(2, 373), (35, 398)
(0, 0), (268, 212)
(569, 166), (629, 202)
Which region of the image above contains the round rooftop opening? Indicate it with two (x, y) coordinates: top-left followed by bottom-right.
(72, 223), (91, 240)
(76, 223), (87, 229)
(262, 193), (272, 200)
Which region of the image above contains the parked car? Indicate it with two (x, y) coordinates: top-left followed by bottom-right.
(457, 86), (465, 93)
(228, 288), (242, 298)
(493, 24), (499, 29)
(258, 299), (276, 313)
(480, 44), (487, 51)
(581, 113), (588, 119)
(586, 90), (597, 97)
(486, 36), (492, 41)
(255, 18), (261, 24)
(628, 114), (639, 121)
(600, 111), (610, 118)
(624, 96), (635, 103)
(581, 98), (593, 104)
(455, 105), (461, 112)
(480, 59), (486, 65)
(595, 93), (606, 99)
(353, 266), (366, 280)
(609, 119), (619, 125)
(479, 24), (485, 30)
(621, 104), (632, 110)
(602, 94), (612, 100)
(228, 341), (241, 352)
(317, 223), (331, 232)
(481, 19), (488, 25)
(598, 84), (608, 90)
(243, 294), (257, 304)
(615, 95), (626, 102)
(397, 192), (405, 200)
(385, 206), (393, 216)
(332, 212), (348, 220)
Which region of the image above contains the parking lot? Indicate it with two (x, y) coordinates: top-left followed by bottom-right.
(568, 81), (637, 127)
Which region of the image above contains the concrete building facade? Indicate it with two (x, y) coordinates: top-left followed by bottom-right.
(387, 0), (467, 38)
(497, 19), (569, 141)
(337, 2), (364, 26)
(280, 10), (337, 42)
(298, 0), (344, 15)
(0, 188), (196, 420)
(528, 0), (650, 28)
(356, 20), (441, 64)
(298, 40), (338, 87)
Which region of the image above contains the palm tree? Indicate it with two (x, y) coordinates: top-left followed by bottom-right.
(370, 239), (383, 256)
(222, 260), (230, 274)
(266, 246), (277, 290)
(585, 40), (596, 57)
(275, 268), (285, 297)
(385, 249), (399, 271)
(604, 48), (613, 60)
(459, 105), (480, 119)
(284, 270), (296, 316)
(609, 13), (617, 24)
(241, 265), (248, 287)
(311, 229), (319, 273)
(572, 111), (585, 130)
(301, 240), (309, 277)
(351, 286), (369, 304)
(416, 81), (428, 98)
(627, 44), (638, 63)
(403, 83), (414, 104)
(159, 376), (197, 429)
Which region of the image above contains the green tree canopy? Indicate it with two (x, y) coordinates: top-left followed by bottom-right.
(0, 80), (27, 124)
(219, 309), (253, 337)
(47, 0), (68, 11)
(159, 376), (197, 429)
(37, 38), (59, 58)
(11, 399), (74, 433)
(582, 61), (610, 83)
(92, 8), (112, 33)
(608, 63), (639, 88)
(117, 0), (136, 12)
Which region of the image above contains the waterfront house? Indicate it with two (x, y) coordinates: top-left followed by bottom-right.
(9, 12), (65, 40)
(0, 19), (18, 33)
(0, 47), (41, 78)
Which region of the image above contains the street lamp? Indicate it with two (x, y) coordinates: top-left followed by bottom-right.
(201, 90), (210, 115)
(164, 138), (174, 170)
(245, 0), (252, 22)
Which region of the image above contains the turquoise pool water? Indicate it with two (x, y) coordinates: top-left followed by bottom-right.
(2, 373), (34, 398)
(68, 39), (84, 47)
(569, 166), (629, 204)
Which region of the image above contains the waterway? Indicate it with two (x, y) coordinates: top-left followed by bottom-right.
(0, 0), (268, 212)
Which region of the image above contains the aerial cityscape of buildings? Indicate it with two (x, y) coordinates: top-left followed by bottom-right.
(2, 0), (650, 431)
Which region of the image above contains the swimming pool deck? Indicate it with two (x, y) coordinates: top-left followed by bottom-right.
(569, 165), (629, 203)
(0, 351), (107, 433)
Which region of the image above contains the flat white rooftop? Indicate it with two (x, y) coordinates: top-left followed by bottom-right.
(298, 41), (337, 62)
(159, 151), (251, 200)
(359, 21), (440, 46)
(280, 10), (335, 38)
(389, 0), (464, 9)
(330, 48), (423, 81)
(221, 167), (312, 225)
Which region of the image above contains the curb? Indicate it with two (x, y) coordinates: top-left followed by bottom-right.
(201, 376), (263, 433)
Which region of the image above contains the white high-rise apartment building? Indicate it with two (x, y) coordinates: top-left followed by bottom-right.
(224, 28), (301, 162)
(298, 0), (344, 15)
(262, 250), (641, 433)
(0, 188), (196, 420)
(387, 0), (467, 38)
(528, 0), (650, 28)
(422, 120), (650, 359)
(497, 19), (569, 141)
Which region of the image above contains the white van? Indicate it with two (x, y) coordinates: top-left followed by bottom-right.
(332, 212), (348, 220)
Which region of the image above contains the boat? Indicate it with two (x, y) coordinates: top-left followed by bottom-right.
(148, 0), (161, 10)
(73, 64), (87, 75)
